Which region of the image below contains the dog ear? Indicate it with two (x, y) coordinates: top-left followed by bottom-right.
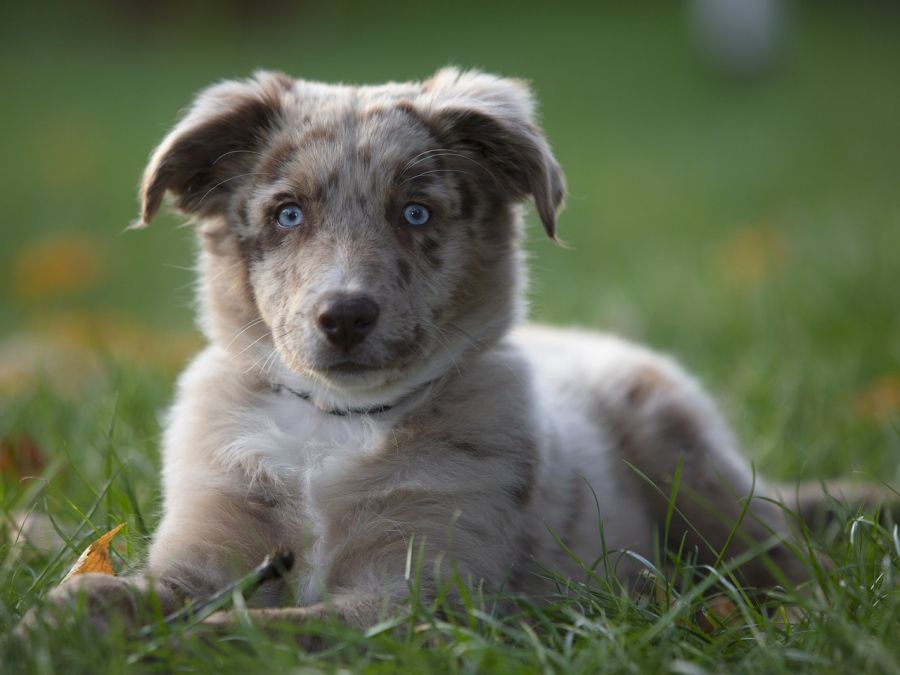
(425, 68), (565, 239)
(136, 70), (293, 227)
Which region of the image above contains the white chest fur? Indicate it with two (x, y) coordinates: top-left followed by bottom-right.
(253, 391), (395, 602)
(237, 389), (390, 484)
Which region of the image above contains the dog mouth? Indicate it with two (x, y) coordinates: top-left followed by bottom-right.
(275, 333), (424, 386)
(321, 360), (384, 375)
(310, 341), (422, 379)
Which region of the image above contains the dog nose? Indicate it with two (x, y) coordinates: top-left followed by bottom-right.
(316, 293), (380, 351)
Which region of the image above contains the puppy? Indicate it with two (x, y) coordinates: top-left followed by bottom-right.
(39, 68), (866, 634)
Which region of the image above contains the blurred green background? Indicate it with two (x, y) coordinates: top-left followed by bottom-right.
(1, 0), (898, 482)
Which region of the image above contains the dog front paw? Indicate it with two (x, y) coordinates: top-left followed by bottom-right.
(18, 574), (178, 636)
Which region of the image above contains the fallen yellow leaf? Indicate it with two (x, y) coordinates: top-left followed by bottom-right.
(61, 524), (125, 582)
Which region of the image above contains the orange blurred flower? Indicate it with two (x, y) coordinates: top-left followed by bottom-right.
(716, 223), (787, 287)
(12, 234), (106, 300)
(854, 375), (900, 422)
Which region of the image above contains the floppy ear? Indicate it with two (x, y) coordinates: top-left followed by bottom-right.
(136, 70), (293, 227)
(425, 68), (565, 239)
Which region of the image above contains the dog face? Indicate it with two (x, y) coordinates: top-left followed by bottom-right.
(138, 69), (564, 406)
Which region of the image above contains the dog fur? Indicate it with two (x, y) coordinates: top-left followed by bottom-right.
(37, 68), (856, 636)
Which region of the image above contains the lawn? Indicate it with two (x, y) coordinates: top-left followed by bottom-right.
(1, 1), (899, 673)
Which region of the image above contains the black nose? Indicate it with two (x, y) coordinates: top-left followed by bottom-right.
(316, 293), (380, 351)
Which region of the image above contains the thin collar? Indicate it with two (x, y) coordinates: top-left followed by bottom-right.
(270, 383), (394, 417)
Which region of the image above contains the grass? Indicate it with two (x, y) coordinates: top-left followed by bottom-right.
(1, 1), (899, 672)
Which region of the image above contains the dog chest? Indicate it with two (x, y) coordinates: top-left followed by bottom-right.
(256, 389), (389, 472)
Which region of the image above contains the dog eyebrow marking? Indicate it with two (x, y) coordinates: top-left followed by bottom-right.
(259, 127), (340, 181)
(255, 141), (299, 182)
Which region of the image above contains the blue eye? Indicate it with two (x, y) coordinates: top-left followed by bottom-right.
(402, 203), (431, 227)
(276, 203), (304, 229)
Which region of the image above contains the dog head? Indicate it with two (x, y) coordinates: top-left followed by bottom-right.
(138, 68), (564, 409)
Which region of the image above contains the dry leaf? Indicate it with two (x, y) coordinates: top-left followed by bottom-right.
(0, 435), (46, 478)
(62, 523), (125, 582)
(697, 595), (740, 634)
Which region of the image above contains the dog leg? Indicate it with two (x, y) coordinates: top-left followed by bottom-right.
(202, 591), (386, 650)
(608, 359), (807, 587)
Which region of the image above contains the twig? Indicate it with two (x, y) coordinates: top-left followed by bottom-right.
(132, 548), (295, 640)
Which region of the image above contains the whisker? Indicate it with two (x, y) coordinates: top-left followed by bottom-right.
(401, 168), (478, 185)
(400, 150), (490, 177)
(196, 171), (274, 207)
(224, 317), (268, 350)
(235, 331), (273, 358)
(244, 347), (275, 375)
(398, 147), (452, 175)
(418, 319), (468, 380)
(442, 321), (484, 348)
(212, 149), (267, 166)
(262, 347), (282, 378)
(161, 263), (196, 272)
